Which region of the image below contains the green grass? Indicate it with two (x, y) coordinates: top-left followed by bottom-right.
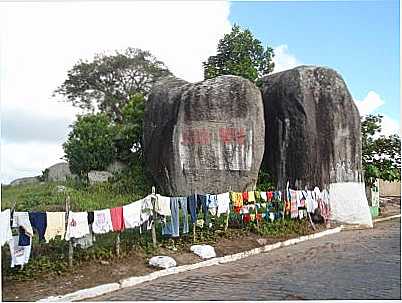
(1, 181), (145, 212)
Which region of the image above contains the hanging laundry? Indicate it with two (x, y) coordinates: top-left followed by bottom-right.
(141, 195), (154, 224)
(289, 190), (299, 219)
(298, 209), (304, 219)
(187, 194), (198, 225)
(216, 192), (230, 216)
(198, 194), (210, 226)
(123, 200), (143, 228)
(8, 235), (31, 268)
(242, 192), (249, 204)
(44, 212), (66, 243)
(296, 191), (303, 208)
(260, 191), (267, 202)
(254, 191), (261, 202)
(87, 212), (94, 225)
(92, 209), (113, 234)
(267, 191), (274, 201)
(230, 192), (243, 208)
(242, 213), (251, 223)
(269, 212), (275, 222)
(110, 207), (125, 232)
(0, 209), (13, 246)
(73, 225), (94, 249)
(12, 212), (33, 246)
(65, 212), (90, 240)
(247, 191), (256, 203)
(155, 194), (171, 216)
(163, 197), (189, 237)
(12, 212), (33, 237)
(29, 212), (47, 241)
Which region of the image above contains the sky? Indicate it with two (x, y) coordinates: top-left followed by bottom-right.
(0, 0), (400, 184)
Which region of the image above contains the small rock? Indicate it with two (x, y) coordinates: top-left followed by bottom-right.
(257, 238), (267, 245)
(100, 260), (110, 265)
(149, 256), (176, 269)
(190, 244), (216, 259)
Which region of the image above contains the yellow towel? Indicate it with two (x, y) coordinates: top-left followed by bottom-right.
(248, 191), (256, 202)
(230, 192), (243, 207)
(44, 212), (66, 243)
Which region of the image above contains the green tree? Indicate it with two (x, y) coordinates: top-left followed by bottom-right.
(203, 24), (275, 83)
(113, 93), (145, 161)
(63, 113), (116, 177)
(361, 114), (401, 187)
(54, 47), (171, 122)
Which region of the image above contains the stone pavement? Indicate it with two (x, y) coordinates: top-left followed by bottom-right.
(92, 219), (401, 301)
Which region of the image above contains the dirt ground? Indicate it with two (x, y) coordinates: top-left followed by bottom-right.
(379, 196), (401, 217)
(2, 225), (325, 302)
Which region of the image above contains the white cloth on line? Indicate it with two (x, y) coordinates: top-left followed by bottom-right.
(216, 192), (230, 216)
(44, 212), (66, 243)
(123, 200), (143, 228)
(9, 235), (31, 267)
(0, 209), (13, 246)
(92, 209), (113, 234)
(141, 195), (153, 223)
(260, 191), (267, 201)
(65, 211), (90, 240)
(12, 211), (34, 237)
(155, 194), (171, 216)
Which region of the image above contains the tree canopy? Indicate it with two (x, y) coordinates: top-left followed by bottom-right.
(63, 113), (116, 177)
(361, 114), (401, 187)
(203, 24), (275, 83)
(54, 47), (171, 122)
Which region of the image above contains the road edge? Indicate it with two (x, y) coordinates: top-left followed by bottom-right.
(373, 213), (401, 223)
(38, 226), (342, 302)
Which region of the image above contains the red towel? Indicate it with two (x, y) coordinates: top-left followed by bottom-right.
(110, 207), (125, 232)
(243, 213), (251, 223)
(242, 192), (249, 203)
(267, 191), (273, 201)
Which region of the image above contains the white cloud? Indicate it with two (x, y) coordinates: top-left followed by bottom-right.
(354, 91), (400, 137)
(354, 91), (385, 117)
(380, 115), (400, 137)
(0, 1), (231, 184)
(273, 44), (301, 73)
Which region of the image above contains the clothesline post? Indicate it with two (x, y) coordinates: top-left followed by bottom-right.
(65, 194), (73, 268)
(151, 186), (157, 249)
(116, 233), (120, 257)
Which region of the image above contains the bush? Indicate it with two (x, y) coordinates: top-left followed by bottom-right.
(63, 113), (116, 178)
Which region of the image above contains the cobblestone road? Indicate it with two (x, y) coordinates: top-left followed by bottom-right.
(93, 219), (401, 301)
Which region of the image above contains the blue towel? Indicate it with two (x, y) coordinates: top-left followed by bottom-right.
(29, 212), (47, 241)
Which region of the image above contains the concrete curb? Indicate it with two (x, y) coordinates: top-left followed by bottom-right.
(38, 226), (342, 302)
(373, 214), (401, 223)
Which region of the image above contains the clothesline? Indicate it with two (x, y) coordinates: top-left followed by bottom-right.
(0, 185), (331, 269)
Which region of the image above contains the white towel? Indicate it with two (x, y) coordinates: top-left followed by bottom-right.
(65, 212), (90, 240)
(92, 209), (113, 234)
(155, 194), (171, 216)
(260, 191), (267, 201)
(217, 192), (230, 215)
(44, 212), (66, 243)
(0, 209), (13, 246)
(9, 235), (31, 267)
(12, 211), (34, 237)
(123, 200), (143, 228)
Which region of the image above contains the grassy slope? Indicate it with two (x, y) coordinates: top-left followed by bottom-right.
(1, 181), (146, 212)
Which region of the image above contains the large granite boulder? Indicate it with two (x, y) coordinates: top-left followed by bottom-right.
(261, 65), (363, 189)
(47, 162), (75, 182)
(144, 75), (265, 196)
(261, 65), (372, 226)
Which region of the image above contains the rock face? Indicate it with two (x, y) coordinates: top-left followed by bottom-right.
(88, 171), (114, 185)
(261, 65), (363, 190)
(10, 176), (40, 186)
(144, 75), (265, 196)
(47, 162), (75, 182)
